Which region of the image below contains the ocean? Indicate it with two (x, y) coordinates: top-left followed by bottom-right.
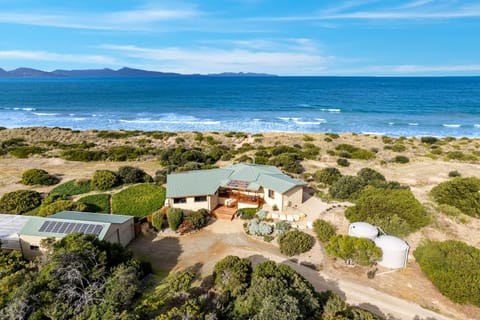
(1, 77), (479, 137)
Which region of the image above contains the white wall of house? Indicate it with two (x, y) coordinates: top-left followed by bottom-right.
(209, 194), (218, 211)
(263, 188), (284, 211)
(170, 196), (210, 211)
(103, 221), (135, 247)
(283, 186), (304, 209)
(19, 235), (53, 259)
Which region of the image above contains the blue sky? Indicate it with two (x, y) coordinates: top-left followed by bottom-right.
(0, 0), (479, 75)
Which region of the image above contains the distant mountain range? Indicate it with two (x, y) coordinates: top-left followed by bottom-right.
(0, 67), (277, 78)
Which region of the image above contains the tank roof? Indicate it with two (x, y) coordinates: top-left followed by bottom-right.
(374, 235), (409, 251)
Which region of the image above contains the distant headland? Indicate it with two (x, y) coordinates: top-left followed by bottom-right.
(0, 67), (277, 78)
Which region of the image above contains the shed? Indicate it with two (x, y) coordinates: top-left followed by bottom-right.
(374, 235), (409, 269)
(0, 214), (32, 250)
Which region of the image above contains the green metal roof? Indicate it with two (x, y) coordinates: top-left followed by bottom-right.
(51, 211), (133, 224)
(166, 164), (305, 198)
(19, 216), (110, 240)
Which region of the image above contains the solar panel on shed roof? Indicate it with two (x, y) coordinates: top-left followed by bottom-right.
(38, 220), (103, 236)
(226, 180), (250, 189)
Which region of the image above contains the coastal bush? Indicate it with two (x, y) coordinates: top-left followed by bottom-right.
(10, 146), (45, 158)
(393, 155), (410, 163)
(21, 168), (60, 186)
(336, 158), (350, 167)
(302, 143), (320, 159)
(107, 146), (148, 161)
(167, 208), (184, 231)
(0, 190), (42, 214)
(151, 211), (165, 230)
(269, 153), (304, 174)
(345, 186), (429, 236)
(445, 151), (477, 161)
(117, 166), (150, 184)
(153, 170), (167, 184)
(96, 130), (139, 139)
(448, 170), (461, 177)
(329, 176), (366, 201)
(421, 136), (438, 144)
(335, 144), (375, 160)
(185, 209), (208, 229)
(112, 184), (166, 218)
(430, 177), (480, 217)
(437, 204), (463, 218)
(357, 167), (385, 184)
(213, 255), (252, 298)
(38, 199), (88, 216)
(278, 230), (314, 256)
(314, 167), (342, 185)
(78, 194), (110, 213)
(248, 219), (273, 236)
(61, 149), (107, 161)
(313, 219), (336, 242)
(326, 133), (340, 139)
(414, 240), (480, 306)
(50, 179), (92, 196)
(325, 235), (382, 266)
(91, 170), (119, 190)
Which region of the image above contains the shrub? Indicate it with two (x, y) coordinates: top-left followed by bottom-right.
(0, 190), (42, 214)
(430, 177), (480, 217)
(325, 235), (382, 266)
(437, 204), (463, 217)
(77, 194), (110, 213)
(117, 166), (149, 184)
(275, 221), (291, 236)
(248, 219), (273, 236)
(272, 204), (279, 211)
(278, 230), (314, 256)
(391, 144), (407, 152)
(357, 168), (385, 184)
(448, 170), (461, 177)
(38, 199), (88, 216)
(91, 170), (119, 190)
(111, 184), (166, 218)
(186, 209), (208, 229)
(393, 155), (410, 163)
(314, 167), (342, 185)
(238, 208), (258, 220)
(50, 179), (92, 196)
(313, 219), (336, 242)
(414, 240), (480, 306)
(10, 146), (44, 158)
(421, 136), (438, 144)
(345, 186), (429, 236)
(329, 176), (365, 201)
(269, 153), (304, 174)
(336, 158), (350, 167)
(167, 208), (184, 231)
(61, 149), (107, 161)
(177, 220), (194, 234)
(213, 255), (252, 298)
(21, 169), (59, 186)
(152, 211), (164, 230)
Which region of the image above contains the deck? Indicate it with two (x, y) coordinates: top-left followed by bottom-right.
(212, 205), (237, 220)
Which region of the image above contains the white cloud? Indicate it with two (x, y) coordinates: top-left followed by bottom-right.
(100, 44), (334, 75)
(0, 50), (117, 65)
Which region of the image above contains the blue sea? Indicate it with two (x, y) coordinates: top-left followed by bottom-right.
(1, 77), (479, 137)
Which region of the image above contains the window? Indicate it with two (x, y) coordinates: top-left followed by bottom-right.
(30, 245), (39, 251)
(173, 197), (187, 204)
(268, 189), (275, 199)
(194, 196), (207, 202)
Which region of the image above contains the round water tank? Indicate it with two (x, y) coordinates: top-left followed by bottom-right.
(374, 235), (409, 269)
(348, 222), (378, 240)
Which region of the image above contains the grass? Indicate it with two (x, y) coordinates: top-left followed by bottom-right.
(111, 183), (166, 218)
(78, 194), (110, 213)
(50, 179), (92, 196)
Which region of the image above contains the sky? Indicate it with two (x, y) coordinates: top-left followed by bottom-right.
(0, 0), (479, 75)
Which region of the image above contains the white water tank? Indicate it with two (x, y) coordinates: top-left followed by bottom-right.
(348, 222), (378, 240)
(374, 235), (409, 269)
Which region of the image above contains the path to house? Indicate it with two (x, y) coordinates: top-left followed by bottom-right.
(129, 219), (454, 320)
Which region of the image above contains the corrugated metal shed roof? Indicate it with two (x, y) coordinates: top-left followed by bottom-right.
(51, 211), (133, 224)
(19, 217), (110, 240)
(0, 214), (32, 249)
(167, 164), (305, 198)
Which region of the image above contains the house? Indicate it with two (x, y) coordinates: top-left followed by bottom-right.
(0, 211), (135, 259)
(166, 163), (306, 219)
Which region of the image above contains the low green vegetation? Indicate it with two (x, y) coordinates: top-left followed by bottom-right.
(325, 235), (382, 266)
(167, 208), (184, 231)
(278, 229), (314, 256)
(10, 146), (45, 158)
(117, 166), (151, 184)
(21, 168), (59, 186)
(329, 176), (365, 200)
(313, 219), (336, 242)
(237, 207), (258, 220)
(38, 199), (87, 217)
(91, 170), (119, 191)
(111, 184), (165, 217)
(247, 219), (273, 236)
(0, 190), (42, 214)
(335, 144), (375, 160)
(345, 186), (429, 236)
(50, 179), (92, 196)
(78, 194), (110, 213)
(430, 177), (480, 217)
(414, 240), (480, 306)
(314, 167), (342, 185)
(393, 155), (410, 163)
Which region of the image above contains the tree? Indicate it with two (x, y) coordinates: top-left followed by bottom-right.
(0, 190), (42, 214)
(21, 169), (59, 186)
(91, 170), (119, 190)
(357, 168), (385, 184)
(430, 177), (480, 217)
(345, 186), (429, 236)
(213, 256), (252, 298)
(117, 166), (149, 184)
(325, 235), (382, 266)
(166, 208), (183, 231)
(329, 176), (365, 200)
(314, 167), (342, 185)
(278, 230), (314, 256)
(151, 211), (164, 231)
(313, 219), (336, 242)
